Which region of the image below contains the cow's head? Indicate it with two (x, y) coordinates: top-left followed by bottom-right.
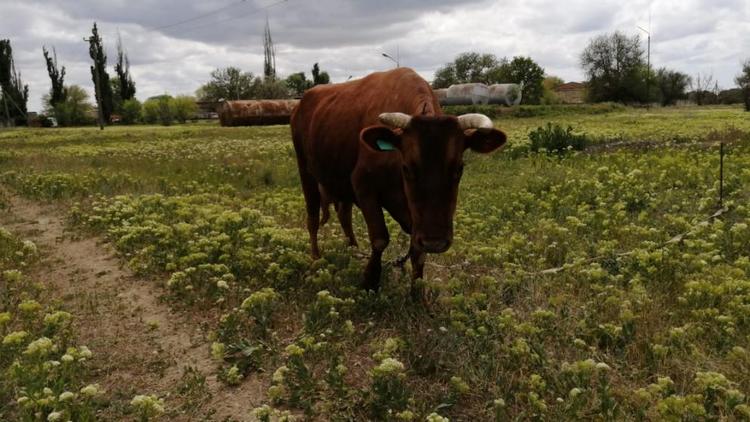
(360, 113), (506, 253)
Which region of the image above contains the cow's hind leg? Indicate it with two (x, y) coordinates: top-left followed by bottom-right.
(319, 184), (332, 226)
(337, 202), (358, 247)
(297, 168), (322, 259)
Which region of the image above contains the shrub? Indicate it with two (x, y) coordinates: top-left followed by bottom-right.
(528, 122), (589, 153)
(172, 96), (197, 123)
(120, 99), (142, 124)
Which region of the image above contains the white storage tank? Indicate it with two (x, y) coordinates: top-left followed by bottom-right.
(445, 83), (490, 105)
(488, 83), (523, 106)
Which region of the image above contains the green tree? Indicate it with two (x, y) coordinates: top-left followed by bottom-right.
(120, 98), (141, 124)
(736, 59), (750, 111)
(42, 46), (66, 108)
(86, 23), (114, 122)
(251, 77), (290, 99)
(580, 31), (648, 103)
(311, 63), (330, 85)
(494, 56), (545, 104)
(197, 67), (256, 101)
(53, 85), (93, 126)
(0, 39), (29, 126)
(432, 52), (500, 88)
(655, 68), (690, 106)
(286, 72), (312, 97)
(172, 95), (197, 123)
(142, 98), (159, 124)
(114, 33), (136, 105)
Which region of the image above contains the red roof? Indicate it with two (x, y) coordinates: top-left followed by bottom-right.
(555, 82), (586, 92)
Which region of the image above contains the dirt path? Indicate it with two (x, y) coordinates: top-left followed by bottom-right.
(0, 193), (264, 421)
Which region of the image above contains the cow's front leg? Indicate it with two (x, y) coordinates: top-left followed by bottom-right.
(409, 247), (427, 301)
(358, 199), (390, 291)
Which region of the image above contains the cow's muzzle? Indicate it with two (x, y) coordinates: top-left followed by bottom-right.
(416, 236), (451, 253)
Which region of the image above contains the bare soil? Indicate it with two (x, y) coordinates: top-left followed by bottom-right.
(0, 193), (265, 421)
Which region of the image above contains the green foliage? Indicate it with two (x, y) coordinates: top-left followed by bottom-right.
(311, 63), (330, 85)
(42, 46), (66, 108)
(252, 78), (290, 100)
(171, 96), (197, 123)
(114, 33), (136, 102)
(2, 107), (750, 420)
(736, 59), (750, 111)
(433, 52), (500, 88)
(120, 98), (142, 124)
(156, 96), (173, 126)
(285, 72), (312, 97)
(442, 102), (624, 120)
(528, 123), (588, 153)
(581, 31), (648, 103)
(542, 76), (564, 105)
(0, 39), (29, 126)
(52, 85), (94, 127)
(197, 67), (291, 101)
(196, 67), (258, 101)
(142, 95), (195, 125)
(497, 56), (546, 105)
(655, 68), (691, 106)
(86, 23), (113, 123)
(0, 228), (104, 421)
(432, 52), (545, 103)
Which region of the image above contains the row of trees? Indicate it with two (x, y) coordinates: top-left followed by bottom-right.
(430, 33), (750, 109)
(581, 31), (750, 108)
(196, 62), (331, 102)
(38, 23), (139, 127)
(196, 18), (331, 103)
(432, 53), (546, 104)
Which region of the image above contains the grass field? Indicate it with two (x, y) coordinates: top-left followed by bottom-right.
(1, 105), (749, 421)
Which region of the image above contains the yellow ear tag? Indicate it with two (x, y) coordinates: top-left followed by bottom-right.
(376, 139), (396, 151)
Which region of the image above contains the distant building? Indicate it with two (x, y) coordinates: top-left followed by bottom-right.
(555, 82), (586, 104)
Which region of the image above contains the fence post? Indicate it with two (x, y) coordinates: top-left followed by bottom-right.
(719, 142), (724, 208)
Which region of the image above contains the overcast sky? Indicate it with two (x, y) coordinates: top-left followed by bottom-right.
(2, 0), (749, 111)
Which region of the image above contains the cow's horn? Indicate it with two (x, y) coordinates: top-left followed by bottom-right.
(378, 112), (412, 128)
(457, 113), (494, 130)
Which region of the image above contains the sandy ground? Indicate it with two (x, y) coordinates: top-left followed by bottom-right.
(1, 193), (265, 421)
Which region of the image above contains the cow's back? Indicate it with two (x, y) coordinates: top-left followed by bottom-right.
(291, 68), (440, 202)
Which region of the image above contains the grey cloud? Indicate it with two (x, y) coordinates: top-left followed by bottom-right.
(1, 0), (748, 111)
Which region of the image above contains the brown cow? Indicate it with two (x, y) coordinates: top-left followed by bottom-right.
(291, 68), (506, 295)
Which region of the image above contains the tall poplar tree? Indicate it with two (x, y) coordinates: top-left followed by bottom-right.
(43, 46), (67, 107)
(87, 23), (113, 122)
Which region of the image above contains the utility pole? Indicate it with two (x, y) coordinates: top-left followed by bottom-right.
(637, 25), (651, 104)
(84, 36), (105, 130)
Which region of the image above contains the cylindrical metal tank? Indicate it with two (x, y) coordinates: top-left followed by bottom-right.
(218, 100), (300, 126)
(445, 83), (490, 105)
(488, 83), (523, 106)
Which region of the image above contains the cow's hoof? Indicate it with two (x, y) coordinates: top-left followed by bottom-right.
(361, 276), (380, 292)
(390, 253), (410, 270)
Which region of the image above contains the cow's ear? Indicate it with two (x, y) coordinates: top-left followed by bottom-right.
(361, 125), (402, 152)
(464, 128), (507, 153)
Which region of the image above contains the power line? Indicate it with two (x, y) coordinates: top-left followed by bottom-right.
(154, 0), (289, 35)
(150, 0), (249, 31)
